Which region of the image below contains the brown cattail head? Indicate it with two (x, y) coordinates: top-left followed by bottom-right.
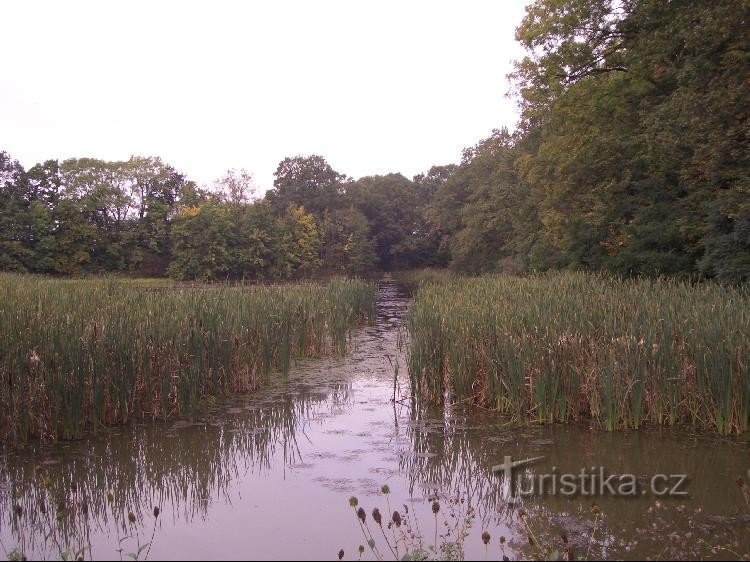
(128, 511), (136, 524)
(381, 485), (390, 495)
(357, 507), (366, 524)
(349, 496), (359, 508)
(153, 506), (160, 518)
(372, 508), (382, 526)
(358, 545), (365, 555)
(338, 549), (344, 560)
(431, 501), (440, 514)
(499, 535), (506, 545)
(13, 504), (22, 518)
(482, 531), (491, 545)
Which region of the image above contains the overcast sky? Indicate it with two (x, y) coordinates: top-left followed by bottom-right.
(1, 1), (528, 192)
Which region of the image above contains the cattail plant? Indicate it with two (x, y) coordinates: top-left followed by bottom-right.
(0, 274), (376, 445)
(407, 271), (750, 434)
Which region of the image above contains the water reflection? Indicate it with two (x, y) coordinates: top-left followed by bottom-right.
(1, 281), (748, 560)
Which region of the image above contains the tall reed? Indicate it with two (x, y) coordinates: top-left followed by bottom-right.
(407, 272), (750, 434)
(0, 274), (375, 444)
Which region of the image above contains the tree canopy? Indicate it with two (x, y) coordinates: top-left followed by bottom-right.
(1, 0), (748, 281)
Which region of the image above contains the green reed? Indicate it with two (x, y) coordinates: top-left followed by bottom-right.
(0, 274), (375, 444)
(407, 271), (750, 434)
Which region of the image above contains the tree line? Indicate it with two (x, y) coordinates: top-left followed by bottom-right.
(1, 0), (748, 281)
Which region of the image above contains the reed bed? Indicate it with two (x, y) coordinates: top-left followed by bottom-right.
(0, 274), (375, 444)
(407, 272), (750, 434)
(392, 268), (457, 294)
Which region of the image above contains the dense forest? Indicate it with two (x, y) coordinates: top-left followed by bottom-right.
(1, 0), (748, 282)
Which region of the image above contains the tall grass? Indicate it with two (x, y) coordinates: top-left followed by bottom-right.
(0, 274), (375, 444)
(392, 268), (457, 294)
(407, 272), (750, 435)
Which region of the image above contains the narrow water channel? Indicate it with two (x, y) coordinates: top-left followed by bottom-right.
(1, 281), (748, 560)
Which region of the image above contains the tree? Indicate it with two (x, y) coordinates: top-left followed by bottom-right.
(348, 173), (437, 270)
(213, 168), (257, 205)
(0, 151), (31, 271)
(276, 205), (322, 277)
(267, 155), (347, 216)
(319, 207), (378, 274)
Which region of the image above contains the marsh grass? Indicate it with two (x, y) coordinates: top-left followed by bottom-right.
(0, 273), (375, 444)
(407, 272), (750, 434)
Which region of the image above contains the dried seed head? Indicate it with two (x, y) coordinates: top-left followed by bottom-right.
(128, 511), (136, 524)
(372, 508), (382, 526)
(153, 506), (160, 518)
(358, 545), (365, 555)
(357, 507), (366, 524)
(482, 531), (491, 545)
(431, 501), (440, 514)
(381, 485), (390, 495)
(338, 549), (344, 560)
(499, 535), (506, 545)
(349, 496), (359, 508)
(591, 503), (601, 516)
(392, 510), (402, 527)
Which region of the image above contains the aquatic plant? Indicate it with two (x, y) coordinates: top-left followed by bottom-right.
(407, 271), (750, 434)
(0, 274), (376, 444)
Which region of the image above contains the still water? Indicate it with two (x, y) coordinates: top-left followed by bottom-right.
(1, 282), (748, 560)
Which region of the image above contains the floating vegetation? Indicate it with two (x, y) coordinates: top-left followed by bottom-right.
(407, 272), (750, 434)
(0, 274), (375, 444)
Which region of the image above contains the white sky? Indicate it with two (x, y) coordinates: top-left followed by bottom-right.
(1, 1), (528, 192)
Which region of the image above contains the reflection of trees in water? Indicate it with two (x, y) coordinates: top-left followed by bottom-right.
(0, 378), (353, 558)
(399, 403), (750, 560)
(400, 403), (509, 526)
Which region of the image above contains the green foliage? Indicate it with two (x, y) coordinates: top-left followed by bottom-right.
(0, 274), (376, 444)
(424, 0), (750, 281)
(347, 173), (438, 270)
(408, 271), (750, 434)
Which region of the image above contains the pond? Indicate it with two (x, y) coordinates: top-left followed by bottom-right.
(1, 281), (748, 560)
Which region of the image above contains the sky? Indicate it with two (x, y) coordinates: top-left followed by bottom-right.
(1, 0), (529, 193)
